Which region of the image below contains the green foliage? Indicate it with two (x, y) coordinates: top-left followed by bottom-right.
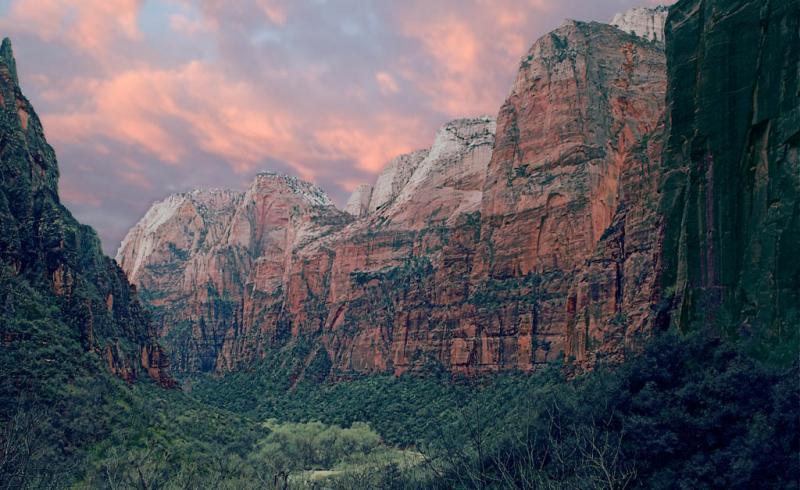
(469, 272), (547, 312)
(191, 350), (478, 446)
(257, 420), (382, 470)
(190, 330), (799, 489)
(419, 331), (800, 489)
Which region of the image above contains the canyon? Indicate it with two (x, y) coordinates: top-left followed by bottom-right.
(118, 7), (670, 377)
(0, 0), (797, 485)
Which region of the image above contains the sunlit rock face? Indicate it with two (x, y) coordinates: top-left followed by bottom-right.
(344, 184), (373, 218)
(121, 18), (667, 377)
(610, 5), (669, 42)
(472, 20), (667, 370)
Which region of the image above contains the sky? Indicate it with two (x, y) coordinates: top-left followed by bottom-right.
(0, 0), (671, 254)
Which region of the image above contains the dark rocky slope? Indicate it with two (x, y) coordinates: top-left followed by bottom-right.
(0, 38), (173, 387)
(659, 0), (800, 361)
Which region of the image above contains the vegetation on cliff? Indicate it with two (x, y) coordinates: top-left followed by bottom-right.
(1, 0), (799, 487)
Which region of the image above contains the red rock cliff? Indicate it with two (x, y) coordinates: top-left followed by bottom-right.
(119, 19), (667, 377)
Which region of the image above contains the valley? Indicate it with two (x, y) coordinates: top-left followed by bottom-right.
(0, 0), (798, 488)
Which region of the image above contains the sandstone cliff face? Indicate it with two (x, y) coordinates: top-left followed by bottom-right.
(474, 20), (666, 367)
(344, 184), (373, 218)
(659, 0), (800, 360)
(116, 173), (350, 372)
(122, 19), (667, 377)
(611, 6), (669, 42)
(0, 38), (173, 387)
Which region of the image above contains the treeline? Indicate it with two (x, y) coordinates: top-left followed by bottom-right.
(192, 330), (800, 489)
(413, 331), (799, 489)
(2, 297), (798, 489)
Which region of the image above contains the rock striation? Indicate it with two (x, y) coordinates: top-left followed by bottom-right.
(0, 38), (173, 387)
(121, 18), (668, 377)
(611, 6), (669, 42)
(659, 0), (800, 360)
(474, 19), (666, 369)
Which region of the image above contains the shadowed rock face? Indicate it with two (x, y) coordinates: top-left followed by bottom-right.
(0, 38), (173, 387)
(659, 0), (800, 361)
(121, 17), (667, 377)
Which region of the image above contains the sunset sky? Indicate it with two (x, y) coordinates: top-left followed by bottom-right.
(0, 0), (671, 254)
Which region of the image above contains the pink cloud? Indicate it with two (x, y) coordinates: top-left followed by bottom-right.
(312, 115), (425, 174)
(41, 62), (294, 168)
(393, 0), (554, 117)
(5, 0), (676, 253)
(255, 0), (288, 25)
(39, 59), (426, 183)
(2, 0), (143, 58)
(118, 169), (154, 190)
(59, 181), (102, 207)
(375, 72), (400, 95)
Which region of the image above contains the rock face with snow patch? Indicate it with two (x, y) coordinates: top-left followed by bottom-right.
(368, 149), (429, 213)
(344, 184), (373, 217)
(611, 6), (668, 42)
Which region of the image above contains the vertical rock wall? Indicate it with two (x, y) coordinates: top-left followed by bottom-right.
(659, 0), (800, 361)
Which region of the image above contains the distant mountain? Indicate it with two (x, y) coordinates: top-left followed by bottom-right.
(119, 18), (668, 378)
(119, 0), (800, 380)
(116, 173), (351, 372)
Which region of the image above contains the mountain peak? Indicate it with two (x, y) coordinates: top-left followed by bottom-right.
(0, 37), (18, 85)
(610, 5), (669, 42)
(251, 171), (334, 207)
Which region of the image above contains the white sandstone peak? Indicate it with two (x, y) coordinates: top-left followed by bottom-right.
(610, 5), (669, 43)
(344, 184), (374, 217)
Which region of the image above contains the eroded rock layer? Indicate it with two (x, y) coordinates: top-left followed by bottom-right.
(120, 20), (667, 377)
